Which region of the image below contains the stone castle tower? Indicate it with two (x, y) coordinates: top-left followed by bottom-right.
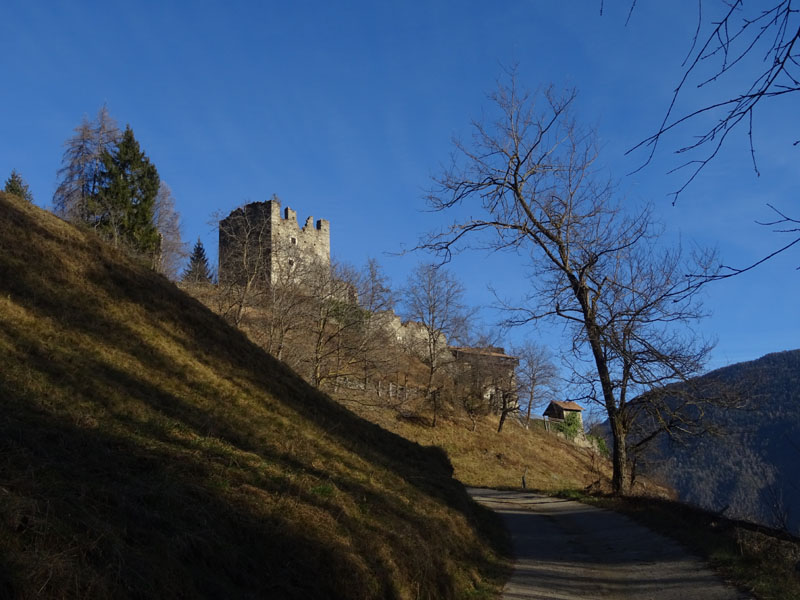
(218, 198), (330, 286)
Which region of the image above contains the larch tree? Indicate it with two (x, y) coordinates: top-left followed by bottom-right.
(53, 105), (120, 222)
(3, 170), (34, 203)
(422, 73), (720, 493)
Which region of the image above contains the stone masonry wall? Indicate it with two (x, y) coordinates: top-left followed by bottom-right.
(269, 200), (330, 284)
(218, 198), (330, 287)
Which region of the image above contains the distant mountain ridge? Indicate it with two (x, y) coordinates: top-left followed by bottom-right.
(642, 349), (800, 534)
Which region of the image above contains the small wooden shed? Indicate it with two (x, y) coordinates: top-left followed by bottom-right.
(543, 400), (584, 425)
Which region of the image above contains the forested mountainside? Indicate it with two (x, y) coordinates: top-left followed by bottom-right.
(0, 192), (504, 599)
(643, 349), (800, 534)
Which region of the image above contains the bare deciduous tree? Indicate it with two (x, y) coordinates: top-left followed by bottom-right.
(423, 73), (719, 493)
(152, 182), (186, 279)
(300, 260), (364, 388)
(257, 243), (314, 363)
(351, 259), (397, 388)
(53, 105), (120, 223)
(630, 1), (800, 195)
(512, 340), (558, 428)
(402, 263), (471, 426)
(211, 204), (393, 392)
(215, 203), (272, 327)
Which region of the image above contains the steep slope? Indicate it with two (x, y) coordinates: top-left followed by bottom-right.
(642, 350), (800, 534)
(338, 404), (619, 494)
(0, 193), (504, 599)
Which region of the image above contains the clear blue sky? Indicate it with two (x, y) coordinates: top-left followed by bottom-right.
(2, 1), (797, 377)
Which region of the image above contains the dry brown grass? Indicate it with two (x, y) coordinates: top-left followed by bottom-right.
(335, 394), (620, 494)
(184, 282), (620, 494)
(0, 193), (507, 599)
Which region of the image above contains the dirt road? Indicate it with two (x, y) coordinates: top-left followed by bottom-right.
(469, 489), (750, 600)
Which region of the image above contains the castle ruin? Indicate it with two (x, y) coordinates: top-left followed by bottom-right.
(218, 198), (330, 287)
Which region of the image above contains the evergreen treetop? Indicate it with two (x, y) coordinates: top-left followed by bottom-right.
(183, 238), (212, 284)
(4, 170), (34, 203)
(92, 125), (160, 256)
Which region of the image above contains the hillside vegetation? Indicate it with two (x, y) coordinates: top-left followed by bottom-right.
(185, 270), (624, 498)
(337, 402), (615, 493)
(641, 350), (800, 534)
(0, 193), (506, 599)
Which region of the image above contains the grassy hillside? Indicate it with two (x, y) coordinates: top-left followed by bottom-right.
(336, 402), (614, 492)
(184, 276), (627, 498)
(0, 193), (506, 599)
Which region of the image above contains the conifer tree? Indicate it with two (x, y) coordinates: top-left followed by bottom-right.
(92, 125), (160, 256)
(183, 239), (212, 284)
(3, 170), (34, 203)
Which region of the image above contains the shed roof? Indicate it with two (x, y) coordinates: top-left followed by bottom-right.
(549, 400), (584, 412)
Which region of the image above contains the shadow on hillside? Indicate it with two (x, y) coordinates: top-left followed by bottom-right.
(0, 391), (384, 599)
(0, 198), (479, 517)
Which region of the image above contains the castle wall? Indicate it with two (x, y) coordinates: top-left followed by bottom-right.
(218, 201), (273, 286)
(270, 202), (330, 284)
(218, 198), (330, 288)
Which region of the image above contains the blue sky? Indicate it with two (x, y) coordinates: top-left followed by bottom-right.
(2, 1), (797, 380)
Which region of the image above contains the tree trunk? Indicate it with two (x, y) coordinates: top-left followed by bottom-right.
(497, 410), (507, 433)
(525, 387), (534, 428)
(427, 364), (437, 427)
(577, 288), (627, 494)
(610, 415), (629, 495)
(497, 392), (509, 432)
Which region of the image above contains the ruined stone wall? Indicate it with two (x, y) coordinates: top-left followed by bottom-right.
(269, 201), (330, 285)
(218, 198), (330, 287)
(218, 201), (273, 286)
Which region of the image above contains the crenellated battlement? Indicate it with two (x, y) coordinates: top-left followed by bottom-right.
(218, 197), (330, 287)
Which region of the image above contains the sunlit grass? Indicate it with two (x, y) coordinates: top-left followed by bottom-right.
(336, 397), (615, 493)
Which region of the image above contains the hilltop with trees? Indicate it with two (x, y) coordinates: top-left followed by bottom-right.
(53, 106), (185, 276)
(3, 169), (34, 203)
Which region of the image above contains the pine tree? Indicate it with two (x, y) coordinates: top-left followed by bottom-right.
(3, 170), (34, 203)
(183, 239), (212, 284)
(92, 125), (160, 256)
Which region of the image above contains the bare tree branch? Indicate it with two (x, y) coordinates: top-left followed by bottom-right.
(625, 1), (800, 269)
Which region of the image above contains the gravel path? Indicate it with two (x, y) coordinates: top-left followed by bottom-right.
(469, 489), (751, 600)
